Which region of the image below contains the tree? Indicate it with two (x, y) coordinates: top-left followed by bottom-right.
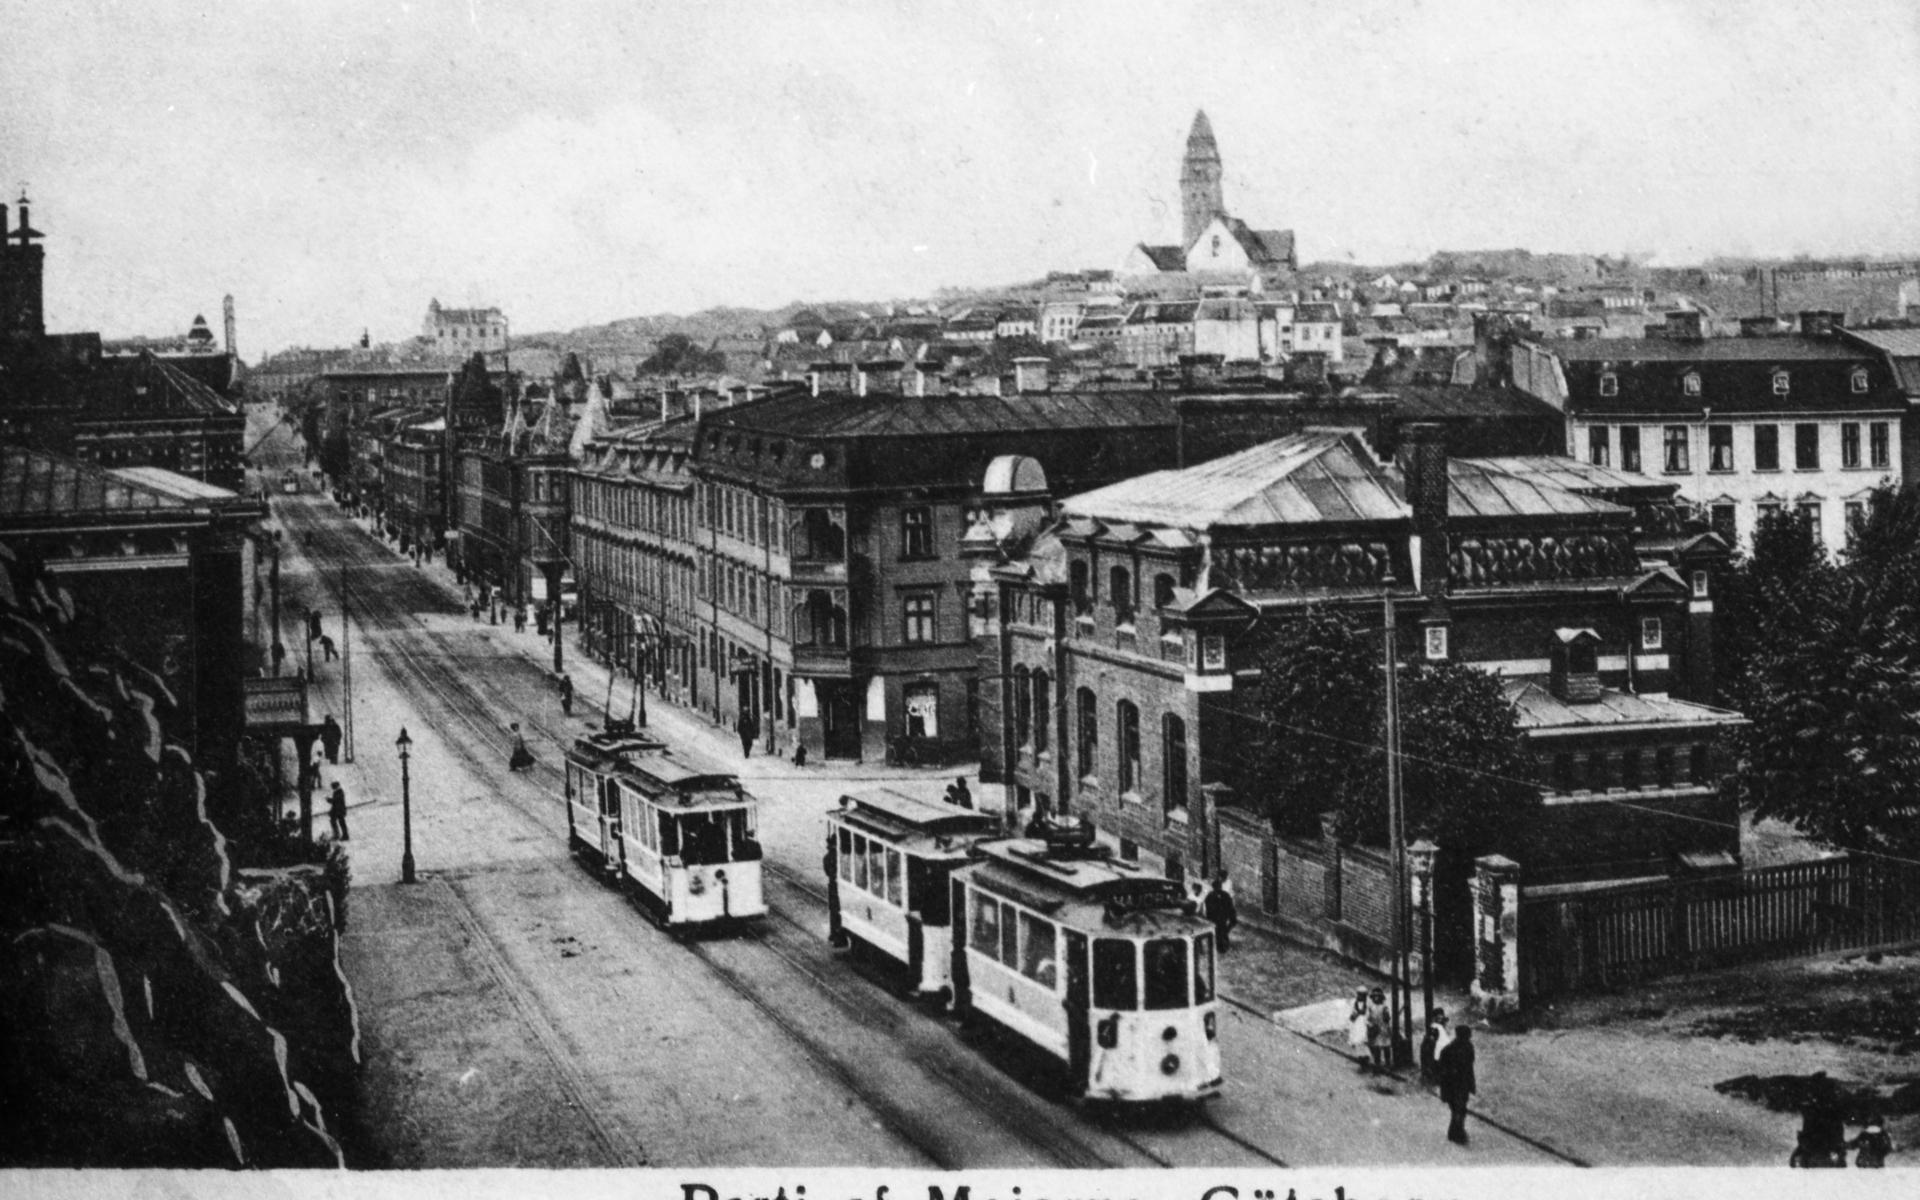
(1243, 607), (1379, 837)
(1713, 508), (1836, 710)
(638, 333), (725, 377)
(1727, 487), (1920, 857)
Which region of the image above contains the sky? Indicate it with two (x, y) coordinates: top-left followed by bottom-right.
(4, 0), (1918, 359)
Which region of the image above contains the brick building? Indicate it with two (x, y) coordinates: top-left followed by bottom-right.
(379, 413), (447, 558)
(452, 398), (574, 608)
(980, 425), (1740, 913)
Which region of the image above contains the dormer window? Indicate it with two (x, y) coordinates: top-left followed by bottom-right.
(1852, 368), (1870, 394)
(1424, 625), (1449, 660)
(1641, 617), (1664, 651)
(1599, 372), (1618, 397)
(1683, 372), (1701, 397)
(1773, 370), (1791, 396)
(1211, 235), (1221, 255)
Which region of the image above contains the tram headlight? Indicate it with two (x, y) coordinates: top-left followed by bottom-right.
(1204, 1011), (1217, 1041)
(1162, 1025), (1178, 1041)
(1160, 1053), (1181, 1077)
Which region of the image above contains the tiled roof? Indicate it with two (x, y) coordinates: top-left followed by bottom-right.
(1294, 302), (1340, 323)
(1505, 678), (1746, 733)
(1135, 244), (1187, 272)
(1362, 386), (1557, 422)
(1216, 218), (1295, 269)
(0, 444), (226, 520)
(701, 390), (1177, 440)
(1843, 327), (1920, 357)
(1062, 430), (1631, 533)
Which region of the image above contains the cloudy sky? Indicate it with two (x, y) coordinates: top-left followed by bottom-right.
(4, 0), (1917, 358)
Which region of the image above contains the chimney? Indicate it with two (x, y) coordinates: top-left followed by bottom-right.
(659, 388), (671, 422)
(1739, 315), (1780, 338)
(223, 294), (237, 357)
(1664, 310), (1705, 341)
(1550, 628), (1603, 704)
(1012, 356), (1051, 394)
(1398, 422), (1449, 597)
(1799, 310), (1842, 338)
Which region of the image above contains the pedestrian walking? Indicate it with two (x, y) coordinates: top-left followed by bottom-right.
(1437, 1026), (1476, 1145)
(1420, 1008), (1451, 1085)
(737, 711), (757, 757)
(1850, 1113), (1893, 1168)
(536, 605), (550, 636)
(1202, 875), (1239, 952)
(471, 598), (482, 621)
(825, 829), (847, 947)
(793, 742), (808, 768)
(1365, 987), (1393, 1073)
(559, 673), (574, 717)
(320, 714), (343, 764)
(944, 776), (973, 809)
(270, 640), (286, 674)
(319, 633), (337, 662)
(1346, 987), (1372, 1069)
(327, 781), (350, 841)
(514, 607), (527, 633)
(508, 722), (535, 771)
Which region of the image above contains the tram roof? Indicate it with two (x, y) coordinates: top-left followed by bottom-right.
(963, 839), (1211, 936)
(619, 756), (751, 808)
(568, 730), (669, 766)
(833, 788), (999, 856)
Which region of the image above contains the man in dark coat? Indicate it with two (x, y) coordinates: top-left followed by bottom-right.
(559, 673), (574, 717)
(320, 714), (343, 764)
(1203, 876), (1239, 951)
(1438, 1025), (1476, 1145)
(327, 781), (350, 841)
(738, 711), (757, 758)
(825, 829), (847, 947)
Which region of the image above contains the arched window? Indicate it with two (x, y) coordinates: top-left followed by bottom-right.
(1076, 688), (1097, 782)
(1070, 560), (1091, 616)
(1013, 665), (1032, 748)
(1163, 714), (1187, 812)
(1110, 565), (1134, 622)
(1153, 573), (1177, 611)
(1116, 700), (1141, 794)
(1032, 670), (1050, 753)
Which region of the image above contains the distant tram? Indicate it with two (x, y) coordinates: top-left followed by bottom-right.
(564, 730), (767, 928)
(826, 788), (1001, 996)
(950, 823), (1222, 1104)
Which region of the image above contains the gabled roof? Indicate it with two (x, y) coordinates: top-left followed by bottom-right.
(1135, 244), (1188, 272)
(1208, 217), (1295, 269)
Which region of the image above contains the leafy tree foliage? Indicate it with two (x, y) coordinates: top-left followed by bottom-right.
(638, 333), (726, 376)
(1245, 607), (1534, 857)
(1725, 488), (1920, 856)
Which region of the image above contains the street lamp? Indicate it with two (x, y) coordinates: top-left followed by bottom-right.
(397, 726), (416, 884)
(1409, 836), (1440, 1027)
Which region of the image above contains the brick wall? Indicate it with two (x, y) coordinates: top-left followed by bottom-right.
(1339, 844), (1396, 943)
(1274, 836), (1327, 919)
(1216, 810), (1271, 906)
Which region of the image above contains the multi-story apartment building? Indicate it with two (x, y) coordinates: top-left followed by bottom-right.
(1514, 311), (1905, 553)
(380, 414), (447, 558)
(981, 425), (1739, 897)
(571, 417), (702, 706)
(686, 368), (1187, 763)
(451, 401), (573, 607)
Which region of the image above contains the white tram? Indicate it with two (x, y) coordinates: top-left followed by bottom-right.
(950, 826), (1222, 1104)
(826, 788), (1001, 996)
(564, 730), (767, 928)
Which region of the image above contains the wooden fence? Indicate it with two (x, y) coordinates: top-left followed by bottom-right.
(1520, 855), (1920, 999)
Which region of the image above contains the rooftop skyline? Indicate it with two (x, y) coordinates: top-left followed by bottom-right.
(4, 0), (1918, 358)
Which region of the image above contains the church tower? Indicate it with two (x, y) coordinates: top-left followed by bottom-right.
(1180, 110), (1225, 252)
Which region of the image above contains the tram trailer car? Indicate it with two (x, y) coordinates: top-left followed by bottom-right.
(951, 833), (1222, 1104)
(565, 731), (767, 928)
(827, 788), (1002, 996)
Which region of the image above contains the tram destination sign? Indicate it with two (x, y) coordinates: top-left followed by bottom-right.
(1097, 877), (1189, 912)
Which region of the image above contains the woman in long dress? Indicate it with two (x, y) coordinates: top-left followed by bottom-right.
(1346, 987), (1371, 1069)
(508, 722), (535, 771)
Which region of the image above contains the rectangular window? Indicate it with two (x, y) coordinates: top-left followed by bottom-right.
(1619, 425), (1641, 473)
(1587, 426), (1610, 467)
(1192, 934), (1215, 1003)
(852, 832), (869, 891)
(1641, 617), (1663, 651)
(1754, 424), (1779, 471)
(1708, 425), (1734, 472)
(902, 592), (935, 644)
(1000, 901), (1018, 966)
(1871, 422), (1891, 469)
(1846, 500), (1866, 533)
(1691, 570), (1710, 599)
(1710, 504), (1737, 542)
(1799, 500), (1822, 529)
(969, 890), (1000, 956)
(1018, 911), (1057, 986)
(1425, 625), (1448, 660)
(1163, 715), (1187, 813)
(1663, 426), (1689, 473)
(886, 848), (904, 906)
(1842, 423), (1862, 469)
(901, 506), (934, 559)
(1795, 424), (1820, 470)
(1143, 938), (1190, 1010)
(1092, 939), (1137, 1010)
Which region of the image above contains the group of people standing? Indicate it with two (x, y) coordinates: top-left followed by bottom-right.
(1347, 988), (1476, 1145)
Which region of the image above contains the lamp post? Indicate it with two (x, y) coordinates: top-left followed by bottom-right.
(1409, 837), (1439, 1027)
(397, 726), (416, 884)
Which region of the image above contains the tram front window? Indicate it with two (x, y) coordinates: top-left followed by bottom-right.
(673, 811), (742, 865)
(1193, 933), (1215, 1004)
(907, 859), (949, 922)
(1143, 938), (1189, 1010)
(1092, 938), (1138, 1010)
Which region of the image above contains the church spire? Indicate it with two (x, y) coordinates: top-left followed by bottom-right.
(1180, 110), (1225, 251)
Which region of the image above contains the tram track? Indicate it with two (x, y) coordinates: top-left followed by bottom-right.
(277, 500), (1168, 1168)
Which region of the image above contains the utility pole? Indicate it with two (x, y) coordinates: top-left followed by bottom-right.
(341, 564), (354, 763)
(1383, 578), (1412, 1066)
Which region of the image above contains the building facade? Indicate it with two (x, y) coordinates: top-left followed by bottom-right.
(983, 426), (1739, 899)
(1516, 312), (1905, 553)
(423, 299), (508, 355)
